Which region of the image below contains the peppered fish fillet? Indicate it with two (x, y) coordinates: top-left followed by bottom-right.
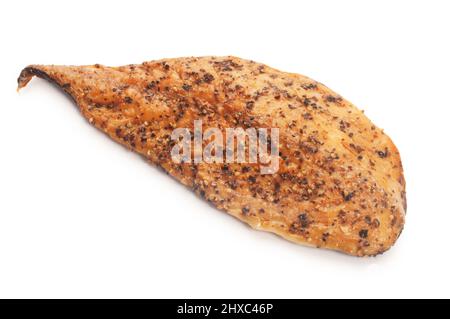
(18, 56), (406, 256)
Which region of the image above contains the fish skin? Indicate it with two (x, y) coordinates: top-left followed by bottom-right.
(18, 56), (406, 256)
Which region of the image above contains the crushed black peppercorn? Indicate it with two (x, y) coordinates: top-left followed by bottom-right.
(298, 213), (309, 228)
(203, 73), (214, 83)
(124, 96), (133, 104)
(182, 84), (192, 91)
(359, 229), (369, 238)
(342, 191), (355, 202)
(377, 148), (389, 158)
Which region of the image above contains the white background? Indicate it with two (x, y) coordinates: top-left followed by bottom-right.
(0, 0), (449, 298)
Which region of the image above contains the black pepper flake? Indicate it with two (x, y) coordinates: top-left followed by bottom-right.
(241, 166), (251, 173)
(228, 180), (238, 190)
(342, 191), (355, 202)
(301, 83), (318, 90)
(203, 73), (214, 83)
(298, 213), (309, 228)
(124, 96), (133, 104)
(359, 229), (368, 238)
(162, 62), (170, 70)
(325, 95), (337, 102)
(248, 176), (256, 183)
(377, 148), (389, 158)
(274, 182), (281, 192)
(242, 206), (250, 215)
(372, 218), (380, 228)
(182, 84), (192, 91)
(147, 81), (157, 90)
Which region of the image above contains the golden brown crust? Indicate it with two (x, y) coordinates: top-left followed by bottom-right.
(18, 56), (406, 256)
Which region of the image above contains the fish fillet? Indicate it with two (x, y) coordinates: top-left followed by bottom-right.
(18, 56), (406, 256)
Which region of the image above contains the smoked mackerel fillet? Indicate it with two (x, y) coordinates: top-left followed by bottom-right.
(18, 56), (406, 256)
